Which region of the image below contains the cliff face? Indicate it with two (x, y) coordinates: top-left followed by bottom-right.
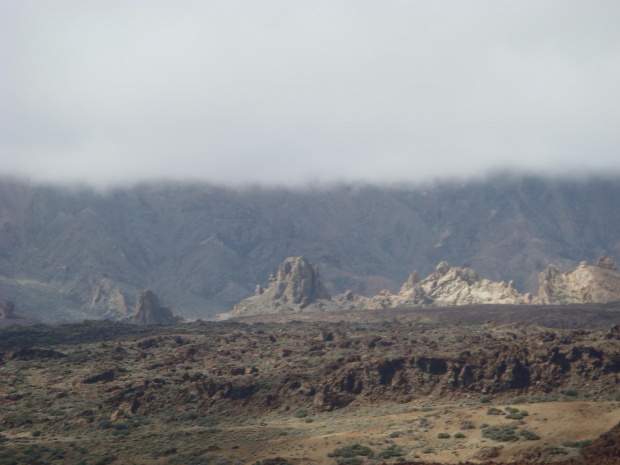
(538, 258), (620, 305)
(229, 257), (332, 317)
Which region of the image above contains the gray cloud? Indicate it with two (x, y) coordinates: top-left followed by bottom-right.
(2, 1), (620, 186)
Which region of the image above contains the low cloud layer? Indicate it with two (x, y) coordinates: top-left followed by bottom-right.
(2, 1), (619, 186)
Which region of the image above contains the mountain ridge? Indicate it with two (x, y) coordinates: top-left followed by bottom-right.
(1, 175), (620, 322)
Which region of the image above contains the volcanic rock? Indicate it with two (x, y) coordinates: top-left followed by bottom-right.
(229, 257), (332, 317)
(538, 259), (620, 304)
(365, 262), (534, 309)
(131, 290), (181, 325)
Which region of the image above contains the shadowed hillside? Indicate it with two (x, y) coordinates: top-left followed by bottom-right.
(1, 175), (620, 321)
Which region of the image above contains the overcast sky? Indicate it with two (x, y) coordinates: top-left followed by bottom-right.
(1, 1), (619, 187)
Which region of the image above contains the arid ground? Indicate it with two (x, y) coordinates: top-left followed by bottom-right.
(2, 304), (620, 464)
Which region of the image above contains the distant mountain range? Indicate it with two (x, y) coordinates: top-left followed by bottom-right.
(1, 175), (620, 323)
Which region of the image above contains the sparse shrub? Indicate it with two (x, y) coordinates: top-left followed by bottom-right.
(328, 444), (373, 458)
(293, 409), (308, 418)
(560, 389), (578, 397)
(480, 396), (491, 404)
(197, 417), (219, 427)
(98, 420), (113, 429)
(506, 410), (528, 420)
(486, 407), (504, 416)
(421, 446), (434, 454)
(437, 432), (450, 439)
(511, 396), (528, 404)
(336, 459), (363, 465)
(562, 440), (591, 448)
(181, 411), (198, 421)
(94, 456), (117, 465)
(544, 445), (568, 455)
(454, 432), (466, 439)
(460, 423), (475, 430)
(482, 425), (518, 442)
(389, 431), (401, 438)
(377, 445), (404, 459)
(520, 430), (540, 440)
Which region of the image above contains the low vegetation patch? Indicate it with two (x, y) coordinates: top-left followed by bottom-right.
(519, 430), (540, 440)
(482, 424), (518, 442)
(377, 445), (404, 459)
(562, 439), (591, 448)
(327, 444), (373, 459)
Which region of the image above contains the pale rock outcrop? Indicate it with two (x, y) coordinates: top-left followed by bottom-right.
(225, 259), (536, 317)
(131, 289), (182, 325)
(538, 258), (620, 304)
(366, 262), (534, 309)
(229, 257), (332, 317)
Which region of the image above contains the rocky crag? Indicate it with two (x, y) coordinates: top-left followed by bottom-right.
(229, 258), (536, 317)
(538, 257), (620, 305)
(131, 289), (182, 325)
(227, 257), (333, 317)
(229, 257), (620, 317)
(364, 261), (535, 310)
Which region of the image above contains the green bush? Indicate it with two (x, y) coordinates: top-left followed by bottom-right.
(293, 409), (308, 418)
(328, 444), (373, 458)
(460, 423), (475, 430)
(560, 389), (578, 397)
(181, 411), (198, 421)
(377, 445), (404, 459)
(480, 396), (491, 403)
(454, 432), (466, 439)
(486, 407), (504, 415)
(482, 425), (518, 442)
(437, 432), (450, 439)
(520, 430), (540, 440)
(544, 445), (568, 455)
(506, 410), (529, 420)
(336, 459), (363, 465)
(562, 440), (591, 448)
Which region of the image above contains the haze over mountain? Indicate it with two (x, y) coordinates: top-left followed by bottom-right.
(1, 175), (620, 323)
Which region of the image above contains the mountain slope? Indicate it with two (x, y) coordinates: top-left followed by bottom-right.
(1, 175), (620, 321)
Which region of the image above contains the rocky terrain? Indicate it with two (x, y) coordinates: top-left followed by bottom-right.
(1, 305), (620, 464)
(228, 256), (620, 318)
(3, 175), (620, 322)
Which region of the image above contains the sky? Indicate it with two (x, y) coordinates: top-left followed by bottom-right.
(1, 1), (620, 187)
